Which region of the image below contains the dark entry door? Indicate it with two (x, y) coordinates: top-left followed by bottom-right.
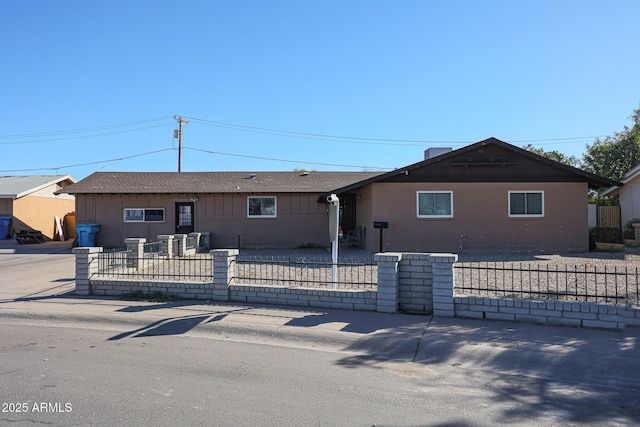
(175, 202), (195, 234)
(340, 194), (357, 230)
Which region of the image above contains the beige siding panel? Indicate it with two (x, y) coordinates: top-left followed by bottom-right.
(0, 199), (12, 216)
(75, 192), (329, 249)
(28, 183), (74, 200)
(367, 182), (589, 253)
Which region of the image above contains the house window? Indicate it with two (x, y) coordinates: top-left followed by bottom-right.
(248, 196), (277, 218)
(123, 208), (165, 223)
(417, 191), (453, 218)
(509, 191), (544, 217)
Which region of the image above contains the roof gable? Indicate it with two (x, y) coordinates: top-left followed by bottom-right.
(601, 163), (640, 196)
(333, 137), (621, 193)
(0, 175), (76, 199)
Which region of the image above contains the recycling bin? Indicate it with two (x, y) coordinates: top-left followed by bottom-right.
(76, 223), (101, 247)
(0, 216), (10, 239)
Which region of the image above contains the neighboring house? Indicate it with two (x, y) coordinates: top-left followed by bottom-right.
(0, 175), (76, 240)
(60, 171), (383, 248)
(329, 137), (620, 253)
(601, 164), (640, 228)
(61, 137), (619, 253)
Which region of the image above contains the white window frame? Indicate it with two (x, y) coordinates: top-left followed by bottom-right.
(247, 196), (277, 218)
(416, 191), (454, 218)
(123, 208), (165, 223)
(508, 191), (544, 218)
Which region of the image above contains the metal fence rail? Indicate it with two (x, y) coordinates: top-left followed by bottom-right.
(94, 250), (213, 282)
(143, 240), (161, 254)
(234, 256), (377, 290)
(455, 262), (640, 306)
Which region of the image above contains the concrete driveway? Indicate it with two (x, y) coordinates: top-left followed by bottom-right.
(0, 239), (75, 302)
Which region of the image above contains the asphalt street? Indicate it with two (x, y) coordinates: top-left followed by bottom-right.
(1, 240), (640, 426)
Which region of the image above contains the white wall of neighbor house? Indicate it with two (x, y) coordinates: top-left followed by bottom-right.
(588, 204), (597, 228)
(618, 182), (640, 226)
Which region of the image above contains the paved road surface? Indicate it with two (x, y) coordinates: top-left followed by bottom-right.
(1, 241), (640, 425)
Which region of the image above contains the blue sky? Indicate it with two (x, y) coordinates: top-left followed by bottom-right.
(2, 1), (639, 180)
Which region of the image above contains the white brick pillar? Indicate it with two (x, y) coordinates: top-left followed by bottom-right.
(73, 247), (103, 296)
(189, 232), (202, 252)
(374, 252), (403, 313)
(125, 238), (146, 270)
(175, 234), (187, 257)
(430, 253), (458, 317)
(158, 235), (174, 258)
(211, 249), (238, 302)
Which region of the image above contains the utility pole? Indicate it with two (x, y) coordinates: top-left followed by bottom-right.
(174, 115), (189, 172)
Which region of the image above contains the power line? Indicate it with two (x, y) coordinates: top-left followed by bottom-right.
(183, 147), (389, 170)
(184, 115), (609, 147)
(0, 148), (176, 173)
(0, 124), (174, 145)
(0, 116), (174, 139)
(0, 114), (609, 148)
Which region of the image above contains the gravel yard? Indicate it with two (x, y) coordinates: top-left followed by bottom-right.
(455, 247), (640, 305)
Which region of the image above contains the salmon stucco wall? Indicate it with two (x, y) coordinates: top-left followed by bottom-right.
(13, 195), (75, 239)
(364, 182), (590, 253)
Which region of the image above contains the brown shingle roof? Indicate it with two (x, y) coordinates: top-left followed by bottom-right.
(61, 171), (385, 194)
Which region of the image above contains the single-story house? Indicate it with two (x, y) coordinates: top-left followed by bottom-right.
(60, 171), (383, 249)
(61, 137), (619, 252)
(330, 137), (620, 253)
(600, 164), (640, 228)
(0, 175), (76, 240)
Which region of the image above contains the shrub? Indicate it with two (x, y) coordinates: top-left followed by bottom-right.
(591, 227), (623, 244)
(623, 219), (640, 240)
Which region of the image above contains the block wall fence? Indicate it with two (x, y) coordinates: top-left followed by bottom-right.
(74, 247), (640, 330)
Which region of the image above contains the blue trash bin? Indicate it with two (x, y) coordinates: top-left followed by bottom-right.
(76, 223), (101, 247)
(0, 216), (11, 239)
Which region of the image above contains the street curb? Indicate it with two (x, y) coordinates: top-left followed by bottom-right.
(0, 308), (367, 353)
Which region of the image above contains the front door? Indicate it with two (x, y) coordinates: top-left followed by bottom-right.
(340, 194), (357, 231)
(175, 202), (195, 234)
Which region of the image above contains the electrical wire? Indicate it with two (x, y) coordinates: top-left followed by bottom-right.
(184, 115), (608, 147)
(0, 148), (176, 173)
(0, 114), (611, 173)
(0, 124), (174, 145)
(183, 147), (389, 170)
(0, 116), (174, 139)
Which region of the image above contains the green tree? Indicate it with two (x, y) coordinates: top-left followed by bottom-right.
(522, 144), (580, 168)
(582, 104), (640, 182)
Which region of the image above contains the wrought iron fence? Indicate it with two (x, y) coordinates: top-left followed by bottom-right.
(455, 262), (640, 306)
(233, 256), (377, 290)
(94, 250), (213, 282)
(143, 240), (162, 255)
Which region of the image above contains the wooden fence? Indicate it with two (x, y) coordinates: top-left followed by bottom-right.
(597, 205), (621, 229)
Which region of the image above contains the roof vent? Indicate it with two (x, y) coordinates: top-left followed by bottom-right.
(300, 171), (310, 176)
(248, 174), (257, 179)
(424, 147), (452, 160)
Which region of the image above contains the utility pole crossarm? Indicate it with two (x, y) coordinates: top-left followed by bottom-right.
(174, 115), (189, 172)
